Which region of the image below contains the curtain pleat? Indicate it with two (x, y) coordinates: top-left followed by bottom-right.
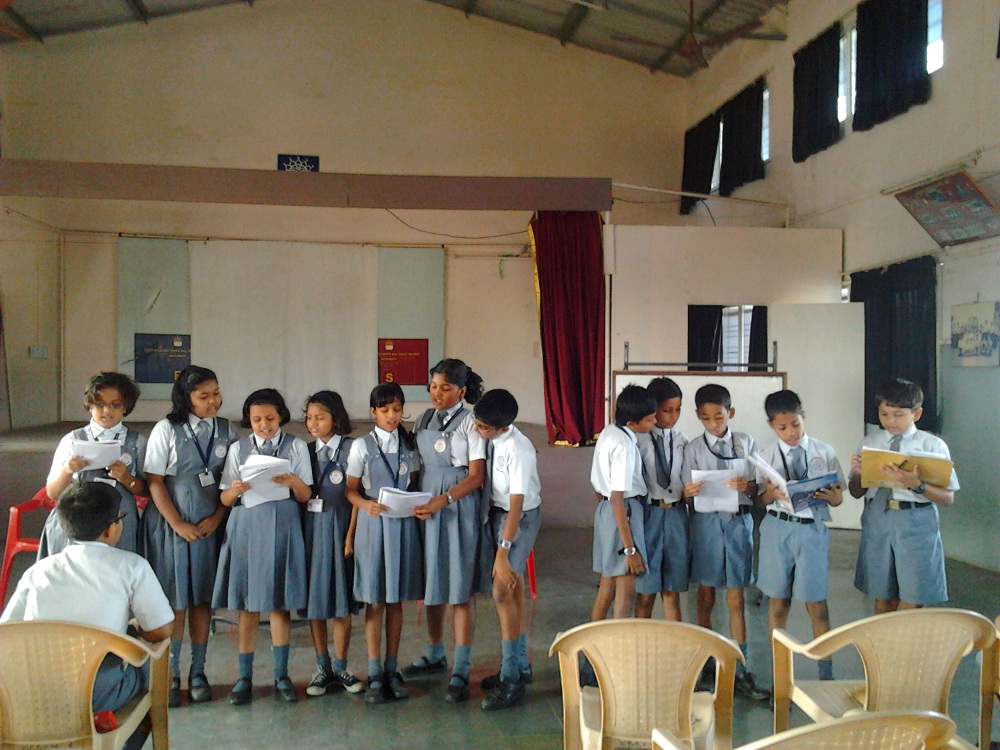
(529, 211), (606, 446)
(792, 23), (843, 163)
(719, 79), (766, 197)
(680, 112), (722, 215)
(687, 305), (724, 371)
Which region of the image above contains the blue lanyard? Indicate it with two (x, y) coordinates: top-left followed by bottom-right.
(704, 433), (740, 461)
(187, 421), (216, 472)
(374, 434), (401, 487)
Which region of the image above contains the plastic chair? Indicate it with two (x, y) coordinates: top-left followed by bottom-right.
(0, 487), (55, 603)
(654, 710), (956, 750)
(0, 620), (169, 750)
(772, 608), (997, 750)
(526, 548), (537, 599)
(549, 619), (743, 750)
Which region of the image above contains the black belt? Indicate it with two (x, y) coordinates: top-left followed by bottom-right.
(886, 499), (932, 510)
(768, 509), (815, 525)
(602, 496), (647, 503)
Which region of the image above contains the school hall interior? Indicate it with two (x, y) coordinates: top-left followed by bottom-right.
(2, 0), (1000, 748)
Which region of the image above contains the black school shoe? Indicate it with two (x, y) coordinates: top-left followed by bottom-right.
(401, 656), (448, 678)
(228, 678), (252, 706)
(444, 674), (470, 703)
(384, 671), (409, 700)
(275, 676), (298, 703)
(168, 677), (182, 708)
(482, 665), (533, 690)
(734, 670), (771, 702)
(480, 677), (525, 711)
(188, 673), (212, 703)
(364, 675), (386, 704)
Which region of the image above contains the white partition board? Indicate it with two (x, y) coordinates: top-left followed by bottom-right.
(612, 371), (787, 444)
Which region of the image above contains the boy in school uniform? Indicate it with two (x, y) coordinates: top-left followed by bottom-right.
(849, 378), (958, 613)
(2, 482), (174, 750)
(589, 385), (655, 620)
(472, 389), (542, 711)
(683, 383), (769, 701)
(755, 390), (844, 680)
(634, 377), (689, 622)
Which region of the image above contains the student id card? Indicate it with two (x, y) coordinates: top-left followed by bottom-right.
(198, 470), (215, 488)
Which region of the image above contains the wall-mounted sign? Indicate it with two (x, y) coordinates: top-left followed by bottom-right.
(895, 171), (1000, 246)
(378, 338), (428, 386)
(134, 334), (191, 383)
(277, 154), (319, 171)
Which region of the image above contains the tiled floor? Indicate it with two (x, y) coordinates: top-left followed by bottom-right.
(3, 422), (999, 749)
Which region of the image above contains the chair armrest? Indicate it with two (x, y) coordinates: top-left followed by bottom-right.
(771, 628), (808, 655)
(772, 627), (844, 660)
(652, 727), (691, 750)
(106, 631), (167, 668)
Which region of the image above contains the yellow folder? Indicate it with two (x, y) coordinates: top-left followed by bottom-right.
(860, 446), (954, 489)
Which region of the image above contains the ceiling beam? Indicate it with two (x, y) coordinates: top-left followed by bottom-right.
(558, 5), (589, 45)
(124, 0), (150, 24)
(0, 159), (613, 212)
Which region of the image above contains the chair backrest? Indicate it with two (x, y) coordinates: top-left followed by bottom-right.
(737, 710), (955, 750)
(550, 619), (742, 750)
(0, 620), (148, 748)
(823, 609), (996, 713)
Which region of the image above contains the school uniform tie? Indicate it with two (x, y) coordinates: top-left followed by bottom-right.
(790, 446), (807, 481)
(261, 439), (275, 456)
(194, 419), (211, 450)
(716, 438), (729, 470)
(874, 434), (903, 506)
(653, 432), (671, 488)
(436, 410), (448, 430)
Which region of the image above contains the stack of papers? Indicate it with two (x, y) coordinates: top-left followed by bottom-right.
(747, 453), (838, 513)
(377, 487), (431, 518)
(860, 447), (953, 489)
(691, 469), (739, 513)
(70, 440), (121, 470)
(239, 455), (292, 508)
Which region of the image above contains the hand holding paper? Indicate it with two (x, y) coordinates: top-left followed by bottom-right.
(70, 440), (122, 471)
(691, 469), (739, 513)
(377, 487), (432, 519)
(239, 455), (292, 508)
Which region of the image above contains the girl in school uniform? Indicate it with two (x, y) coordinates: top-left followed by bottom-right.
(40, 371), (147, 558)
(406, 359), (487, 704)
(143, 365), (236, 708)
(346, 382), (423, 704)
(213, 388), (312, 706)
(301, 390), (363, 697)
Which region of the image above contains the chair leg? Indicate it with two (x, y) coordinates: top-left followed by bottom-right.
(527, 549), (537, 600)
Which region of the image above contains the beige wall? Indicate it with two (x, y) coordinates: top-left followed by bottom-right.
(0, 207), (61, 429)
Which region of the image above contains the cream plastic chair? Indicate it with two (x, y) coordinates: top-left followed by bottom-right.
(772, 608), (997, 750)
(549, 619), (743, 750)
(653, 710), (956, 750)
(0, 620), (170, 750)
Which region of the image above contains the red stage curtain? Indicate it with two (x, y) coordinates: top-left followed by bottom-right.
(528, 211), (605, 446)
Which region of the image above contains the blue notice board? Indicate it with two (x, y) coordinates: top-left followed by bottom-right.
(134, 334), (191, 383)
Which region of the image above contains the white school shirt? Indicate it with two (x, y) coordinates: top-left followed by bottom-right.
(682, 430), (757, 507)
(429, 404), (487, 465)
(757, 434), (845, 520)
(855, 424), (959, 500)
(590, 423), (646, 499)
(46, 419), (148, 484)
(1, 541), (174, 634)
(636, 426), (688, 502)
(346, 426), (422, 492)
(488, 425), (541, 512)
(314, 435), (344, 460)
(219, 429), (314, 489)
(144, 415), (237, 476)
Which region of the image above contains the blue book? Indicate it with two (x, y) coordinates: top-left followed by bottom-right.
(786, 472), (839, 513)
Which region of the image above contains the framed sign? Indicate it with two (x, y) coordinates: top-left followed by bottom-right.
(378, 338), (428, 386)
(134, 334), (191, 383)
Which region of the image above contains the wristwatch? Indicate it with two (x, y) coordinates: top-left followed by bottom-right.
(446, 491), (455, 504)
(498, 539), (513, 550)
(912, 481), (927, 495)
(622, 546), (637, 557)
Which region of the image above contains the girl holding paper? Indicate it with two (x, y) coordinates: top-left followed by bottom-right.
(214, 388), (312, 706)
(345, 382), (423, 704)
(41, 371), (147, 557)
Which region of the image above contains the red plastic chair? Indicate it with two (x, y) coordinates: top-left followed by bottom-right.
(0, 487), (55, 603)
(526, 548), (538, 600)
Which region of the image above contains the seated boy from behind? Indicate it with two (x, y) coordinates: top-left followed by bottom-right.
(589, 385), (655, 620)
(755, 389), (844, 680)
(2, 482), (174, 750)
(849, 378), (958, 614)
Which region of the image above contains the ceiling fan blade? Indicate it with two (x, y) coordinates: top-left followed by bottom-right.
(700, 18), (764, 48)
(610, 33), (663, 48)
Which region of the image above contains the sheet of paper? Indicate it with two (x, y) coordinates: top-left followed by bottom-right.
(691, 469), (739, 513)
(71, 440), (122, 470)
(239, 455), (292, 508)
(377, 487), (432, 519)
(785, 472), (839, 513)
(746, 453), (793, 512)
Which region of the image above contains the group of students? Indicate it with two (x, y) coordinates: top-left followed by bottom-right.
(3, 358), (543, 724)
(589, 376), (958, 701)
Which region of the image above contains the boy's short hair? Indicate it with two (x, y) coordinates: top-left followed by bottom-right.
(57, 483), (120, 541)
(764, 390), (804, 421)
(474, 389), (519, 429)
(84, 372), (141, 416)
(876, 378), (924, 410)
(615, 385), (656, 426)
(695, 383), (732, 410)
(646, 377), (682, 405)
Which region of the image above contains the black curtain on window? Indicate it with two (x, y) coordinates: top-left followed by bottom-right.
(792, 23), (843, 163)
(850, 255), (938, 430)
(687, 305), (723, 371)
(680, 112), (722, 215)
(748, 305), (769, 372)
(719, 78), (766, 197)
(853, 0), (931, 132)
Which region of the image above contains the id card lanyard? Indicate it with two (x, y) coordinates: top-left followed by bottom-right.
(187, 420), (217, 487)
